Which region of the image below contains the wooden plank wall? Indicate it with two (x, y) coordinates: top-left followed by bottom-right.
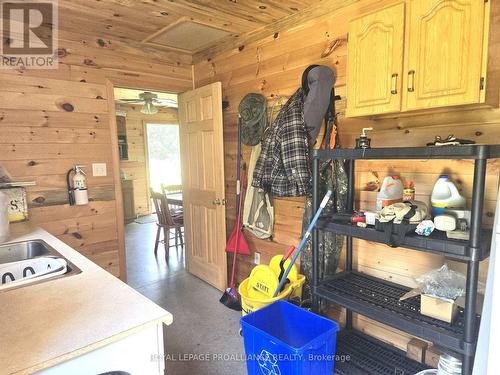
(0, 28), (192, 279)
(193, 0), (499, 351)
(117, 105), (179, 216)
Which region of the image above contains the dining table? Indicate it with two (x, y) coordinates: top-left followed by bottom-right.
(166, 192), (183, 207)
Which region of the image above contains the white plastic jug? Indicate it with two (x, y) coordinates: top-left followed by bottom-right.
(0, 191), (9, 243)
(431, 175), (466, 217)
(376, 176), (404, 211)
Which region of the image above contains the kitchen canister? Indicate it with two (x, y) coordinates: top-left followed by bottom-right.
(0, 191), (10, 243)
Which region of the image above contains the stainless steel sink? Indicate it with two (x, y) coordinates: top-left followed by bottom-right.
(0, 240), (82, 291)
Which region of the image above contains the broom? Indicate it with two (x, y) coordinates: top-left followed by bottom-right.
(220, 117), (249, 310)
(219, 183), (246, 310)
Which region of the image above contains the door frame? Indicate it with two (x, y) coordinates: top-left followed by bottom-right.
(106, 80), (127, 281)
(105, 80), (183, 282)
(143, 120), (152, 213)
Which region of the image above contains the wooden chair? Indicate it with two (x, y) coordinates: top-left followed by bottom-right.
(160, 183), (183, 214)
(150, 189), (184, 261)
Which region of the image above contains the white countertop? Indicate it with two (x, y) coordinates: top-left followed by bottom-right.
(0, 224), (173, 375)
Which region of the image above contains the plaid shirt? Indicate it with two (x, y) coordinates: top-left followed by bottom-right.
(252, 89), (312, 197)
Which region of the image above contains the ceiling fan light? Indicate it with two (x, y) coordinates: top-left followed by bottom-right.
(141, 101), (158, 115)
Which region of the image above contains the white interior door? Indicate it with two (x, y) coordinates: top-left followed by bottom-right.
(178, 82), (227, 291)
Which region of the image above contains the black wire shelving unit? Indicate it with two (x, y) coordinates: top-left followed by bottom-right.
(335, 330), (429, 375)
(311, 145), (499, 375)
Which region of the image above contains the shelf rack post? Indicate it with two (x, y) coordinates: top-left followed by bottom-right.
(312, 152), (320, 312)
(345, 159), (355, 329)
(462, 157), (487, 375)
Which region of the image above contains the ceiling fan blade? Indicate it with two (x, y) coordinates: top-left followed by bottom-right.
(116, 99), (144, 103)
(153, 99), (178, 107)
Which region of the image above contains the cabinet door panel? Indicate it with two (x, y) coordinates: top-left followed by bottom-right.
(405, 0), (485, 110)
(347, 3), (405, 117)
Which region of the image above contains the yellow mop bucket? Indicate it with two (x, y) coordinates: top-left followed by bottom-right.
(290, 274), (306, 300)
(238, 274), (306, 316)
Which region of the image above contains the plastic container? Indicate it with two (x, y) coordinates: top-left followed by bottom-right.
(241, 301), (339, 375)
(239, 275), (305, 316)
(431, 175), (466, 217)
(376, 176), (404, 211)
(0, 192), (9, 243)
(437, 353), (462, 374)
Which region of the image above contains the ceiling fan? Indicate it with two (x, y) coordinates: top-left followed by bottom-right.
(115, 91), (178, 115)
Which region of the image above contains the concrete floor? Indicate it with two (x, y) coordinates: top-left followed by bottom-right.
(125, 218), (246, 375)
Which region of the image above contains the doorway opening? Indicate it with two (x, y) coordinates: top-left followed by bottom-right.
(113, 87), (184, 289)
(145, 123), (182, 196)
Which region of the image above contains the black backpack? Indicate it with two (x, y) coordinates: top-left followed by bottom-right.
(301, 64), (341, 148)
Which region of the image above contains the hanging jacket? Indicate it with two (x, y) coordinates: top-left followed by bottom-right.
(252, 88), (311, 197)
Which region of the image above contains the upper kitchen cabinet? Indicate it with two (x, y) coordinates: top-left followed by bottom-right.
(346, 3), (405, 117)
(404, 0), (486, 110)
(346, 0), (498, 117)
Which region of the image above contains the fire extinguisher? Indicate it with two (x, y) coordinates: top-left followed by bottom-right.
(67, 165), (88, 206)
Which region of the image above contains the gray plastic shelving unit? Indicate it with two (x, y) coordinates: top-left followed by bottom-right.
(311, 145), (498, 375)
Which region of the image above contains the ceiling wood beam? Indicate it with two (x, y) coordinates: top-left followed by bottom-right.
(192, 0), (360, 64)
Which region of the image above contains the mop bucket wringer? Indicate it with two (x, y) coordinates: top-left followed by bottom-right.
(238, 274), (305, 316)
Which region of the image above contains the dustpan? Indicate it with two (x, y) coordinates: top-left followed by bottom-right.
(225, 221), (251, 255)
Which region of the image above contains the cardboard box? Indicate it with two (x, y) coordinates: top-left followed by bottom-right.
(400, 288), (463, 324)
(420, 294), (459, 324)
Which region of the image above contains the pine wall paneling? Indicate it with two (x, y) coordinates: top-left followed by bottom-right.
(0, 28), (192, 279)
(193, 0), (500, 351)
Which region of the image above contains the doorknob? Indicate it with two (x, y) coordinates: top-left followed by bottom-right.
(212, 198), (221, 205)
(221, 198), (227, 206)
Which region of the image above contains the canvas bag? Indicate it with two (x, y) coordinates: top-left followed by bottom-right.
(239, 93), (267, 146)
(375, 201), (428, 247)
(243, 144), (274, 239)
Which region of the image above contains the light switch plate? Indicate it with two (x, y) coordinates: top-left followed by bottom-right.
(92, 163), (107, 177)
(254, 251), (261, 265)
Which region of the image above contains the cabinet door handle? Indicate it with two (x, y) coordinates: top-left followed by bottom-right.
(407, 70), (415, 92)
(391, 73), (398, 94)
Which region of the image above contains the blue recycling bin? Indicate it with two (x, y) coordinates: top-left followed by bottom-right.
(240, 300), (339, 375)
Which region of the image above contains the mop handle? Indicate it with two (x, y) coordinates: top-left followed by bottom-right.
(272, 190), (332, 297)
(236, 116), (242, 199)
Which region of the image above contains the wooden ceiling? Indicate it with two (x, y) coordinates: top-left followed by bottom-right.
(57, 0), (323, 56)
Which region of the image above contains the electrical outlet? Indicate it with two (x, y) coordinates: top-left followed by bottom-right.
(92, 163), (107, 177)
(254, 251), (261, 265)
